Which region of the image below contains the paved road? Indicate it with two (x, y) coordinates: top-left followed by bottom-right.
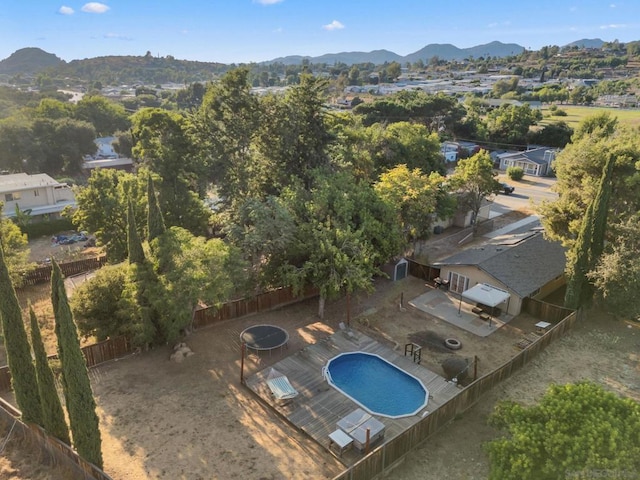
(490, 176), (558, 217)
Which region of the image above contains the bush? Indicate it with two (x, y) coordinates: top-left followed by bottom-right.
(553, 108), (568, 116)
(20, 218), (75, 239)
(506, 166), (524, 181)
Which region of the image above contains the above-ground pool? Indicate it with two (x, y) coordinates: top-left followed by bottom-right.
(324, 352), (429, 418)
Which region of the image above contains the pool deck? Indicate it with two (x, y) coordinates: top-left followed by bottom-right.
(244, 327), (460, 465)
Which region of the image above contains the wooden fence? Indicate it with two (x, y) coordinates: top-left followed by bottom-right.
(0, 336), (134, 393)
(332, 308), (581, 480)
(0, 398), (113, 480)
(522, 297), (574, 323)
(21, 256), (108, 287)
(193, 285), (319, 329)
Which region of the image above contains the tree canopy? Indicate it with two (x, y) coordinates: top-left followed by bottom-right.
(486, 382), (640, 480)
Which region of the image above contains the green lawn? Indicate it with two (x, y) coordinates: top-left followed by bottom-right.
(539, 105), (640, 129)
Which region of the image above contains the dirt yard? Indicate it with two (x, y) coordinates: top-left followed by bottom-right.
(2, 212), (638, 480)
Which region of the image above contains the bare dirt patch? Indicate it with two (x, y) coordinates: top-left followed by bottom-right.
(28, 233), (102, 265)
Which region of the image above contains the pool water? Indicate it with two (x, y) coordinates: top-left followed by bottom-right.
(325, 352), (429, 418)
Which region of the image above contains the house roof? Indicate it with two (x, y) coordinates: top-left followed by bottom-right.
(498, 147), (557, 166)
(0, 173), (62, 193)
(432, 223), (566, 297)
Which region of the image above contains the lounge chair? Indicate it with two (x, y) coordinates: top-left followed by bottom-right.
(266, 368), (299, 404)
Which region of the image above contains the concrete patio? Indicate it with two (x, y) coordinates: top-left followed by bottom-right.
(408, 288), (514, 337)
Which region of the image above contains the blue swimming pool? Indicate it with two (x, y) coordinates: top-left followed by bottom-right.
(324, 352), (429, 418)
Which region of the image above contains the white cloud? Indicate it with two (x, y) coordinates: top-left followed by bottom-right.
(254, 0), (284, 4)
(600, 23), (626, 29)
(273, 27), (283, 33)
(104, 33), (132, 40)
(81, 2), (110, 13)
(323, 20), (345, 31)
(488, 22), (498, 28)
(58, 6), (74, 15)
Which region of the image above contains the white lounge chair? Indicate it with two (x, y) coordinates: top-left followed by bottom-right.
(266, 368), (299, 403)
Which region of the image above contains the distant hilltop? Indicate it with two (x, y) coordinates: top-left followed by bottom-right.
(0, 47), (64, 74)
(268, 41), (527, 66)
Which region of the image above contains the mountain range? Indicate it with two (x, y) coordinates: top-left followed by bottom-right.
(0, 38), (613, 76)
(268, 41), (527, 66)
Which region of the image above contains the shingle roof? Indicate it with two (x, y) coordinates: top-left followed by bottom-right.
(432, 225), (566, 297)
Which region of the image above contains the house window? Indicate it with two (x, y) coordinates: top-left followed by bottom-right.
(448, 272), (469, 294)
(4, 192), (21, 202)
(34, 190), (40, 197)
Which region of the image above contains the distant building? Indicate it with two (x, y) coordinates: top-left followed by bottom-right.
(82, 136), (134, 173)
(0, 173), (75, 220)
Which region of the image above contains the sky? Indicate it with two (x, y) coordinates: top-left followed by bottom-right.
(1, 1), (639, 64)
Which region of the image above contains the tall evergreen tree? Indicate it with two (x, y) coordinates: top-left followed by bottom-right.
(147, 176), (166, 242)
(127, 199), (145, 264)
(51, 260), (103, 468)
(565, 153), (615, 309)
(29, 306), (70, 444)
(0, 241), (42, 426)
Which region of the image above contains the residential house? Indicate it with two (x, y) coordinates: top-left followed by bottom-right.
(0, 173), (75, 220)
(82, 136), (134, 173)
(431, 222), (566, 316)
(497, 147), (558, 177)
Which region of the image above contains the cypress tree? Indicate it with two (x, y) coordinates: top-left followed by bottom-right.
(127, 200), (145, 264)
(29, 306), (70, 444)
(0, 241), (42, 425)
(51, 260), (103, 468)
(147, 176), (166, 243)
(565, 154), (615, 309)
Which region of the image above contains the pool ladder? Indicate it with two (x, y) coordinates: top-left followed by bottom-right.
(404, 343), (422, 364)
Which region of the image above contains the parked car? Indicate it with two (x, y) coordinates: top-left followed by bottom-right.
(500, 183), (515, 194)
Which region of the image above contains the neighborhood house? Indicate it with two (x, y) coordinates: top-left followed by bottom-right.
(0, 172), (75, 220)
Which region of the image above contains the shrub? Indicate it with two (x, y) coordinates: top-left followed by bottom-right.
(553, 108), (568, 116)
(506, 166), (524, 181)
(20, 218), (75, 239)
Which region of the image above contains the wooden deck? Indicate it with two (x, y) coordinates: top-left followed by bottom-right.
(244, 327), (460, 465)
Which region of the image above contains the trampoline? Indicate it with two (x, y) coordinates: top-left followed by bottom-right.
(240, 324), (289, 354)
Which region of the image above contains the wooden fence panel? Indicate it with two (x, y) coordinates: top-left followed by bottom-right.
(81, 336), (132, 368)
(0, 366), (11, 392)
(21, 256), (107, 287)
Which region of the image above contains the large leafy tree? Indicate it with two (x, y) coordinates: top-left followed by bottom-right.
(29, 306), (70, 444)
(223, 195), (296, 290)
(152, 227), (238, 336)
(51, 260), (103, 468)
(131, 108), (209, 235)
(539, 115), (640, 246)
(485, 104), (542, 146)
(74, 96), (130, 137)
(0, 119), (43, 173)
(0, 241), (43, 426)
(30, 117), (96, 175)
(588, 215), (640, 318)
(70, 168), (147, 262)
(0, 203), (32, 286)
(486, 382), (640, 480)
(192, 68), (263, 204)
(374, 165), (455, 246)
(258, 74), (334, 191)
(449, 150), (501, 234)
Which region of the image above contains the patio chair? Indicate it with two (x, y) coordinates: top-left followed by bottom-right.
(266, 368), (299, 404)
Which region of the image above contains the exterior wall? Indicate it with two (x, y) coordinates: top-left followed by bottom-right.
(532, 274), (565, 300)
(500, 157), (545, 176)
(437, 265), (522, 316)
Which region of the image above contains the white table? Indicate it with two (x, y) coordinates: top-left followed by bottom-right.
(337, 408), (385, 452)
(328, 429), (353, 456)
(535, 321), (552, 333)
